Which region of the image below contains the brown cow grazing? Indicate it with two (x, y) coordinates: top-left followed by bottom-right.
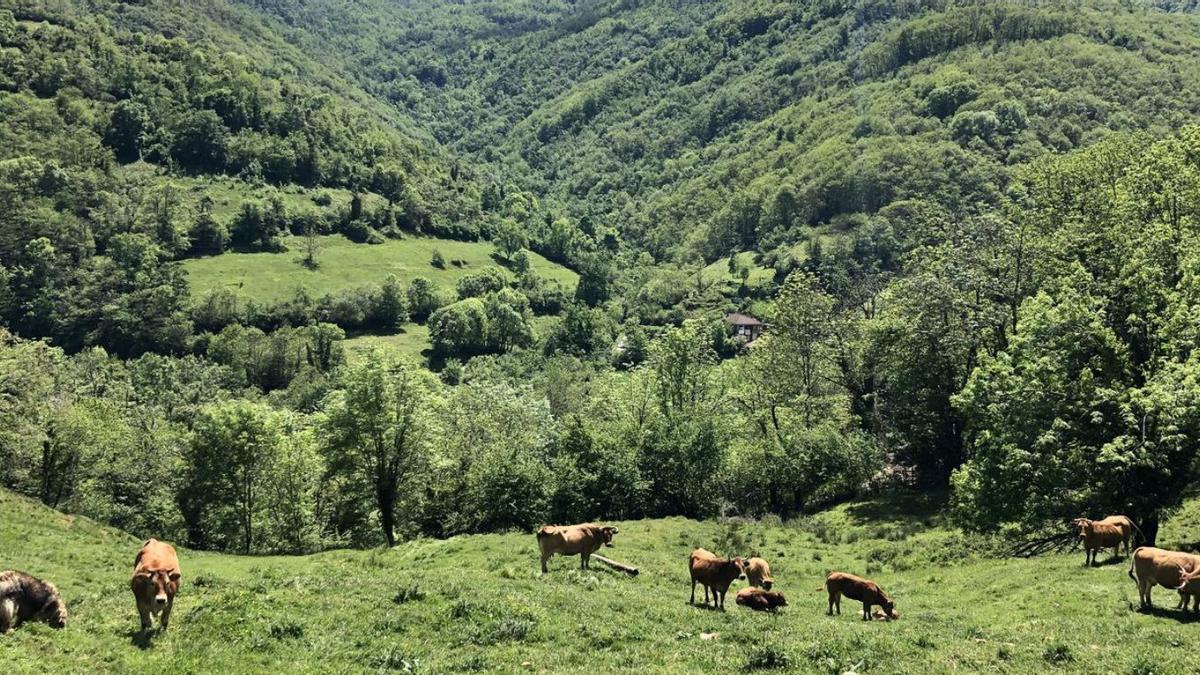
(1127, 546), (1200, 610)
(689, 548), (745, 611)
(131, 539), (181, 631)
(735, 587), (788, 612)
(825, 572), (898, 621)
(536, 524), (618, 573)
(1073, 516), (1138, 566)
(744, 557), (775, 590)
(0, 571), (67, 633)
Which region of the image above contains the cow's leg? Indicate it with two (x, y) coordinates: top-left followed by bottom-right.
(862, 603), (871, 621)
(541, 551), (551, 574)
(0, 601), (11, 634)
(580, 553), (587, 570)
(690, 579), (696, 605)
(137, 600), (152, 631)
(704, 584), (711, 606)
(827, 593), (834, 616)
(161, 596), (173, 630)
(717, 589), (725, 611)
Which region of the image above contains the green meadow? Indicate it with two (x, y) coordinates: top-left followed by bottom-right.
(5, 488), (1200, 674)
(183, 235), (578, 304)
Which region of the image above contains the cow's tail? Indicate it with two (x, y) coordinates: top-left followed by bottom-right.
(1128, 518), (1146, 545)
(1128, 548), (1141, 581)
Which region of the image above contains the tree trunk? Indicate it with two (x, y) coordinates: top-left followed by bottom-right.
(379, 487), (396, 547)
(1138, 514), (1159, 548)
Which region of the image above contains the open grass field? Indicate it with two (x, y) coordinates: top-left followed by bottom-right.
(4, 488), (1200, 674)
(344, 324), (431, 364)
(183, 235), (578, 304)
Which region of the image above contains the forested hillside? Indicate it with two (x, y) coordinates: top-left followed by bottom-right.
(3, 0), (1200, 566)
(238, 0), (1200, 261)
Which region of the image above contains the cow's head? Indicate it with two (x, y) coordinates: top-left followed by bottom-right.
(37, 584), (67, 629)
(729, 556), (746, 580)
(879, 595), (899, 620)
(761, 576), (774, 591)
(1176, 566), (1200, 591)
(1071, 518), (1092, 535)
(137, 569), (181, 606)
(600, 526), (619, 547)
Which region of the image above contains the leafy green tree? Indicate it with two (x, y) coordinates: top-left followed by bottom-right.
(181, 400), (284, 553)
(371, 275), (409, 330)
(321, 355), (435, 546)
(406, 276), (442, 321)
(429, 298), (489, 357)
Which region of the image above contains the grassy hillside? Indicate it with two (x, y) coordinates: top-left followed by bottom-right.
(5, 487), (1200, 674)
(184, 234), (577, 304)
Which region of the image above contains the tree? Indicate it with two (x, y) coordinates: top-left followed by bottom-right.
(320, 355), (434, 546)
(171, 110), (229, 172)
(575, 254), (614, 307)
(106, 99), (153, 163)
(371, 275), (409, 330)
(189, 197), (228, 256)
(182, 401), (283, 553)
(494, 218), (527, 261)
(429, 298), (489, 357)
(951, 281), (1130, 533)
(406, 277), (442, 321)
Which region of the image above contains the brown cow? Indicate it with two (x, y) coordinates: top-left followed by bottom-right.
(0, 570), (67, 633)
(131, 538), (181, 631)
(735, 587), (788, 612)
(1073, 516), (1138, 566)
(536, 524), (618, 573)
(1127, 546), (1200, 610)
(688, 548), (744, 610)
(744, 557), (775, 590)
(825, 571), (897, 621)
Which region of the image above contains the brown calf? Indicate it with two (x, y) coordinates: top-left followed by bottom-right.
(735, 587), (788, 612)
(0, 570), (67, 633)
(689, 548), (745, 611)
(825, 571), (897, 621)
(744, 557), (775, 590)
(131, 539), (181, 631)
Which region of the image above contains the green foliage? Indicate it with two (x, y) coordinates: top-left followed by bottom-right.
(320, 354), (436, 546)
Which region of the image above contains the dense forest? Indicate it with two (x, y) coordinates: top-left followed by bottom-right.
(3, 0), (1200, 554)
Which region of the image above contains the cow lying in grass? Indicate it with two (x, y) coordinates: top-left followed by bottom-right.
(825, 571), (898, 621)
(0, 570), (67, 633)
(536, 524), (618, 573)
(689, 549), (744, 611)
(735, 587), (787, 612)
(1073, 516), (1138, 566)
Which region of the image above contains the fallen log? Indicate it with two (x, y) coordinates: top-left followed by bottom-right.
(591, 554), (638, 577)
(1009, 531), (1076, 558)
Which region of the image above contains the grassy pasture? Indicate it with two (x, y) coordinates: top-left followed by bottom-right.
(183, 235), (578, 304)
(4, 489), (1200, 674)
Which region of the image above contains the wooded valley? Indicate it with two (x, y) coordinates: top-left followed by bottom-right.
(3, 0), (1200, 561)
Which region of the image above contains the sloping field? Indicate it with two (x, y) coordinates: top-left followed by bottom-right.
(3, 489), (1199, 674)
